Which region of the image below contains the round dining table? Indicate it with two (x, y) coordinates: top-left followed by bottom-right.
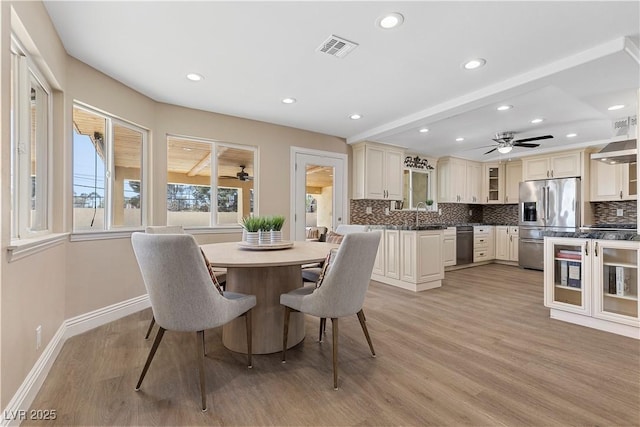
(200, 240), (338, 354)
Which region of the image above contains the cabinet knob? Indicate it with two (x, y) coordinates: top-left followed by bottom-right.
(620, 190), (623, 199)
(551, 170), (554, 178)
(547, 170), (550, 178)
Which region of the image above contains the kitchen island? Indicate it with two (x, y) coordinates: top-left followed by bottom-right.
(369, 225), (446, 292)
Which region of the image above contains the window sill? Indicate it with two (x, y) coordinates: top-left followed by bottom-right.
(70, 226), (242, 242)
(7, 233), (69, 262)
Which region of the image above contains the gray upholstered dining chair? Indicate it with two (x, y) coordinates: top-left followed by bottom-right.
(143, 225), (227, 339)
(301, 224), (368, 283)
(280, 231), (381, 389)
(131, 232), (256, 412)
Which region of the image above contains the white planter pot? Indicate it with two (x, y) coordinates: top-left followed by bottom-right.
(259, 230), (270, 245)
(245, 231), (259, 245)
(270, 230), (282, 244)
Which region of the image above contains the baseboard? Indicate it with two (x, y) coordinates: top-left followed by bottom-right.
(1, 294), (150, 427)
(65, 294), (150, 340)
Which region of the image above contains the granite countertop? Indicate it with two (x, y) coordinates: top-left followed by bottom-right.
(368, 224), (447, 231)
(544, 230), (640, 241)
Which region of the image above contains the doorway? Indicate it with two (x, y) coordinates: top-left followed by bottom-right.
(290, 147), (347, 241)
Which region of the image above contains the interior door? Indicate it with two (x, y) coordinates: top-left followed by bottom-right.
(291, 149), (346, 241)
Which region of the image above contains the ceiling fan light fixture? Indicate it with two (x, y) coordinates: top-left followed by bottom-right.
(497, 144), (513, 154)
(463, 58), (486, 70)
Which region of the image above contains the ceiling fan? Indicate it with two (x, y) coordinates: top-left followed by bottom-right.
(484, 132), (553, 155)
(221, 165), (253, 181)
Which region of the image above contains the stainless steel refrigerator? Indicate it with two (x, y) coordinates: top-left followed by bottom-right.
(518, 177), (581, 270)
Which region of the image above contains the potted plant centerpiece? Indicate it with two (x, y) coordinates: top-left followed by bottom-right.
(270, 215), (285, 244)
(241, 216), (261, 245)
(258, 216), (271, 245)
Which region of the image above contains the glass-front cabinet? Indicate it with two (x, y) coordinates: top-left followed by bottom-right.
(593, 240), (639, 326)
(545, 237), (640, 337)
(544, 238), (591, 315)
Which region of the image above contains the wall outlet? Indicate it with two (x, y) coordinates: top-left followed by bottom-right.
(617, 209), (624, 217)
(438, 208), (442, 216)
(366, 206), (372, 214)
(390, 200), (395, 211)
(384, 207), (390, 216)
(36, 325), (42, 351)
(469, 209), (473, 216)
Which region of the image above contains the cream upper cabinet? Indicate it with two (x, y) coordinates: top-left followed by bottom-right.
(465, 161), (483, 203)
(437, 157), (467, 203)
(352, 142), (404, 200)
(483, 163), (504, 204)
(504, 161), (522, 204)
(590, 160), (637, 201)
(523, 151), (582, 181)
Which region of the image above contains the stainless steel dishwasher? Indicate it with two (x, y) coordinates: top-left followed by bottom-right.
(456, 225), (474, 265)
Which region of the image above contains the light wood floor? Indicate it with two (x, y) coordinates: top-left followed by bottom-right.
(26, 265), (640, 426)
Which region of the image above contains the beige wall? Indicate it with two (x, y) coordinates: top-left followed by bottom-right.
(1, 1), (69, 407)
(0, 0), (349, 409)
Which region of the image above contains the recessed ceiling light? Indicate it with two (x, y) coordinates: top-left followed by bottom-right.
(463, 58), (486, 70)
(186, 73), (204, 82)
(455, 137), (464, 142)
(608, 104), (625, 111)
(566, 133), (577, 138)
(349, 114), (362, 120)
(281, 97), (296, 104)
(531, 118), (544, 124)
(419, 128), (429, 133)
(377, 12), (404, 29)
(497, 105), (513, 111)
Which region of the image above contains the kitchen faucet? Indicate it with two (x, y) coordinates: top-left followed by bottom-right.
(415, 201), (428, 227)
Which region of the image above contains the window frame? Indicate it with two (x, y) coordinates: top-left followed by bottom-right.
(10, 36), (53, 240)
(72, 102), (149, 233)
(166, 135), (259, 228)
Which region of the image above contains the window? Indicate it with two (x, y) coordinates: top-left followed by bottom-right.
(167, 136), (257, 227)
(403, 169), (433, 209)
(10, 38), (51, 239)
(72, 104), (146, 231)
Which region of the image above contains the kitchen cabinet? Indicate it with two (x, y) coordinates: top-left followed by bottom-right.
(482, 163), (504, 204)
(438, 157), (483, 203)
(495, 226), (519, 262)
(523, 151), (582, 181)
(372, 229), (444, 292)
(352, 142), (403, 200)
(443, 227), (456, 267)
(544, 237), (639, 338)
(473, 225), (494, 262)
(590, 160), (637, 201)
(466, 161), (482, 203)
(437, 157), (467, 203)
(504, 161), (522, 204)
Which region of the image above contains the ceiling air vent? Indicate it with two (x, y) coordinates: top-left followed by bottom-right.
(316, 35), (358, 58)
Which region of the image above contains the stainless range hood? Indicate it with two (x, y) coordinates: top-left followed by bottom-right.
(590, 139), (637, 165)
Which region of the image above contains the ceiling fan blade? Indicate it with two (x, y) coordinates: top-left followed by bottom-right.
(513, 142), (540, 148)
(484, 147), (498, 155)
(513, 135), (553, 143)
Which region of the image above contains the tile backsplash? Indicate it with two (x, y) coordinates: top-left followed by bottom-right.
(590, 200), (637, 225)
(350, 199), (638, 227)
